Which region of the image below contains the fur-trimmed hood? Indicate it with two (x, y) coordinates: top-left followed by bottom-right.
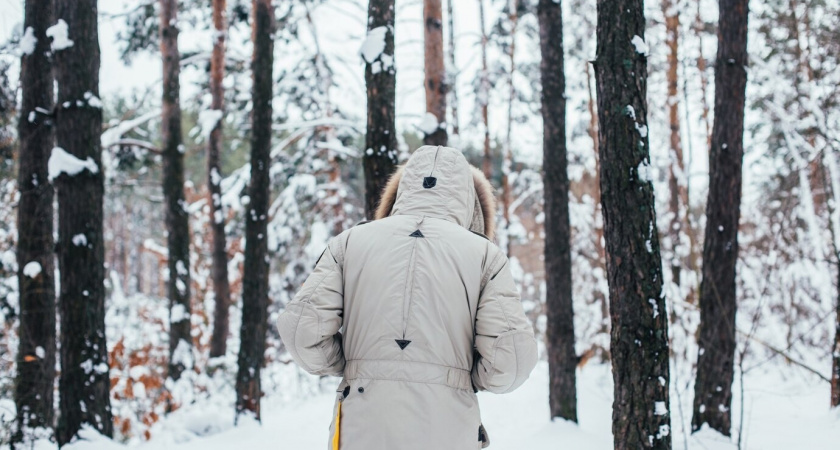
(374, 145), (497, 240)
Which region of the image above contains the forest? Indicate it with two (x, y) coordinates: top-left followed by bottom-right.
(0, 0), (838, 449)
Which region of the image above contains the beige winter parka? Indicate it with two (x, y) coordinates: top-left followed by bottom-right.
(277, 145), (538, 450)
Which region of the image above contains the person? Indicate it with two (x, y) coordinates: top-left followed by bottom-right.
(277, 145), (538, 450)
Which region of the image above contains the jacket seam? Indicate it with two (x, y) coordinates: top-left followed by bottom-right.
(346, 358), (469, 372)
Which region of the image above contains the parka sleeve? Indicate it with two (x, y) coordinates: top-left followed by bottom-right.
(471, 249), (538, 394)
(276, 234), (347, 377)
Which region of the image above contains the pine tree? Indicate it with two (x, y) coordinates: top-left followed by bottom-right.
(160, 0), (193, 384)
(52, 0), (114, 443)
(692, 0), (749, 435)
(423, 0), (447, 146)
(235, 0), (274, 420)
(538, 0), (577, 423)
(594, 0), (672, 447)
(362, 0), (398, 219)
(208, 0), (232, 359)
(14, 0), (56, 441)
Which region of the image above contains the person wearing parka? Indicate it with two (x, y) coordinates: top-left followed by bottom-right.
(277, 145), (538, 450)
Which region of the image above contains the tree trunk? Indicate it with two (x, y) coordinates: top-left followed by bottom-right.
(693, 1), (712, 149)
(14, 0), (56, 441)
(52, 0), (113, 444)
(594, 0), (672, 448)
(235, 0), (274, 421)
(208, 0), (232, 359)
(362, 0), (398, 219)
(446, 0), (459, 137)
(478, 0), (491, 179)
(501, 0), (518, 255)
(662, 0), (693, 289)
(833, 252), (840, 407)
(691, 0), (748, 436)
(423, 0), (447, 146)
(538, 0), (577, 423)
(160, 0), (193, 384)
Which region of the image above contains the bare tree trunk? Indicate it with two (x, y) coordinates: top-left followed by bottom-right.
(586, 61), (609, 330)
(538, 0), (577, 423)
(362, 0), (398, 219)
(663, 0), (694, 292)
(13, 0), (55, 441)
(423, 0), (447, 146)
(501, 0), (518, 255)
(235, 0), (274, 421)
(820, 152), (840, 408)
(594, 0), (672, 448)
(479, 0), (491, 178)
(692, 0), (749, 436)
(446, 0), (459, 136)
(160, 0), (193, 385)
(53, 0), (113, 443)
(694, 1), (712, 149)
(208, 0), (232, 359)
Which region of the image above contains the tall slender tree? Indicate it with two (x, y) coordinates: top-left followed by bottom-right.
(594, 0), (672, 448)
(235, 0), (274, 420)
(692, 0), (749, 435)
(14, 0), (56, 441)
(362, 0), (398, 219)
(501, 0), (519, 255)
(423, 0), (447, 146)
(446, 0), (460, 137)
(208, 0), (232, 359)
(160, 0), (193, 384)
(52, 0), (113, 443)
(538, 0), (577, 423)
(478, 0), (491, 178)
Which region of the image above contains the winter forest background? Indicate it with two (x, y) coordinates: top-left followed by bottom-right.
(0, 0), (839, 449)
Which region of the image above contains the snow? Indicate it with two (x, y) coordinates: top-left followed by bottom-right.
(23, 261), (42, 278)
(197, 110), (224, 138)
(170, 303), (189, 323)
(85, 91), (103, 109)
(359, 26), (388, 64)
(654, 400), (668, 415)
(46, 19), (74, 51)
(20, 26), (37, 55)
(631, 35), (649, 55)
(417, 112), (441, 135)
(15, 362), (836, 450)
(48, 147), (99, 181)
(73, 234), (88, 246)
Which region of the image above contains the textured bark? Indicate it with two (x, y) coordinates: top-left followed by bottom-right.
(52, 0), (113, 444)
(446, 0), (459, 136)
(833, 264), (840, 407)
(235, 0), (274, 420)
(594, 0), (672, 448)
(478, 0), (491, 178)
(362, 0), (398, 219)
(691, 0), (749, 436)
(14, 0), (56, 440)
(538, 0), (577, 423)
(423, 0), (447, 146)
(160, 0), (193, 383)
(208, 0), (231, 359)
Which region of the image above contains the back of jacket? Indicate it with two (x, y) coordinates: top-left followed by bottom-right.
(277, 146), (538, 450)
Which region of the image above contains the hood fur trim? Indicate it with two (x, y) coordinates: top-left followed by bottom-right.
(374, 164), (497, 241)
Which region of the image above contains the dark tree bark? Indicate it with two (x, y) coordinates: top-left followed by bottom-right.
(423, 0), (447, 146)
(594, 0), (672, 448)
(235, 0), (274, 421)
(362, 0), (398, 219)
(692, 0), (749, 435)
(160, 0), (193, 383)
(14, 0), (56, 440)
(52, 0), (113, 444)
(208, 0), (232, 359)
(538, 0), (577, 423)
(446, 0), (459, 136)
(833, 264), (840, 407)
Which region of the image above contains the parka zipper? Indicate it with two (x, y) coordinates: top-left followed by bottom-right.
(429, 145), (441, 177)
(401, 236), (420, 338)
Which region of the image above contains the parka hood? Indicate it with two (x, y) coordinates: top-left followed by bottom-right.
(374, 145), (497, 240)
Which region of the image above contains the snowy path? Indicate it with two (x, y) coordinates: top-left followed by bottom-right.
(60, 362), (839, 450)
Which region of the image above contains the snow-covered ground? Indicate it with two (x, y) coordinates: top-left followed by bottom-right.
(31, 361), (839, 450)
